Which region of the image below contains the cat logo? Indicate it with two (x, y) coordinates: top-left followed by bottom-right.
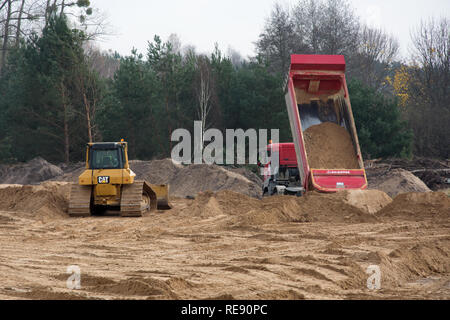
(97, 176), (110, 184)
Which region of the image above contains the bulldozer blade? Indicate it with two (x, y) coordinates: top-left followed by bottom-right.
(149, 183), (172, 210)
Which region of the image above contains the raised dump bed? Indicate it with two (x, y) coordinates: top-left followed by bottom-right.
(285, 54), (367, 192)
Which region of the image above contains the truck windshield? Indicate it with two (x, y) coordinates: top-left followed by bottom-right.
(90, 149), (122, 169)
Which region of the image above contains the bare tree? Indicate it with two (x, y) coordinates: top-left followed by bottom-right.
(353, 26), (399, 89)
(227, 46), (243, 67)
(0, 0), (12, 74)
(410, 17), (449, 106)
(292, 0), (322, 53)
(168, 33), (181, 54)
(318, 0), (360, 55)
(13, 0), (24, 46)
(195, 55), (216, 147)
(260, 0), (361, 75)
(256, 3), (297, 74)
(399, 17), (450, 158)
(84, 43), (119, 79)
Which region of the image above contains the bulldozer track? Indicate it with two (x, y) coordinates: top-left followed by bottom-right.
(120, 180), (157, 217)
(68, 183), (92, 217)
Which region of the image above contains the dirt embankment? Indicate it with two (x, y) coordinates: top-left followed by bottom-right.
(367, 168), (431, 197)
(303, 122), (360, 169)
(1, 172), (447, 226)
(0, 182), (70, 219)
(0, 158), (263, 199)
(365, 158), (450, 195)
(129, 160), (262, 199)
(0, 157), (63, 185)
(2, 180), (447, 227)
(378, 192), (450, 220)
(172, 188), (447, 226)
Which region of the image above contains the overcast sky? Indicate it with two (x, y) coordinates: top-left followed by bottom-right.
(93, 0), (450, 60)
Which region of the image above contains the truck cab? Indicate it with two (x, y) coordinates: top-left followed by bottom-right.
(261, 143), (303, 196)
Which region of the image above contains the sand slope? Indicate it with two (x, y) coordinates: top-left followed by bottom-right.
(0, 183), (448, 300)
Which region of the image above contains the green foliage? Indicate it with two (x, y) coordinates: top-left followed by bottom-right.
(349, 80), (413, 159)
(98, 50), (163, 159)
(222, 60), (290, 141)
(0, 15), (103, 163)
(0, 23), (419, 165)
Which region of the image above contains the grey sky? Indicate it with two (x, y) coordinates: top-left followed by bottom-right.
(94, 0), (450, 59)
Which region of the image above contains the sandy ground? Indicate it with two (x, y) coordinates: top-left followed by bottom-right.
(0, 186), (448, 300)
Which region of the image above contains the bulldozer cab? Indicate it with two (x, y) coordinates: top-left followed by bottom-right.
(87, 142), (127, 170)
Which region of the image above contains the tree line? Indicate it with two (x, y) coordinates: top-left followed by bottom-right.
(0, 0), (448, 164)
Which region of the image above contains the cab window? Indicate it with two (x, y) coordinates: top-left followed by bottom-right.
(90, 149), (122, 169)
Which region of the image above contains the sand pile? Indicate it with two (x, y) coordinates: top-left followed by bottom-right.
(181, 189), (393, 226)
(0, 157), (63, 185)
(385, 243), (450, 280)
(0, 181), (70, 218)
(368, 168), (431, 197)
(340, 242), (450, 290)
(51, 162), (85, 182)
(129, 159), (183, 185)
(280, 191), (387, 223)
(131, 159), (262, 198)
(91, 277), (179, 299)
(343, 189), (393, 214)
(303, 122), (359, 169)
(366, 157), (450, 191)
(47, 159), (262, 199)
(377, 191), (450, 220)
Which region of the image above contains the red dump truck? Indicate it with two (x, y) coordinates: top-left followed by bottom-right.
(261, 55), (368, 195)
(284, 54), (367, 193)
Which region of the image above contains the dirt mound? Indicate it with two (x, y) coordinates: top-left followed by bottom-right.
(181, 189), (393, 226)
(278, 191), (381, 223)
(377, 192), (450, 220)
(173, 165), (261, 198)
(181, 190), (261, 219)
(129, 159), (183, 185)
(255, 289), (305, 300)
(48, 159), (262, 199)
(386, 242), (450, 280)
(1, 157), (262, 199)
(367, 168), (431, 197)
(6, 288), (90, 300)
(50, 162), (85, 182)
(131, 159), (261, 198)
(344, 189), (392, 214)
(0, 157), (63, 185)
(92, 277), (178, 299)
(367, 158), (450, 191)
(341, 241), (450, 290)
(303, 122), (359, 169)
(0, 181), (70, 218)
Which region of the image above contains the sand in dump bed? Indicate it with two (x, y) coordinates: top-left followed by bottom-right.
(304, 122), (359, 169)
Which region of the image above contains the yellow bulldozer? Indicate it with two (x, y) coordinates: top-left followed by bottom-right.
(68, 141), (171, 217)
